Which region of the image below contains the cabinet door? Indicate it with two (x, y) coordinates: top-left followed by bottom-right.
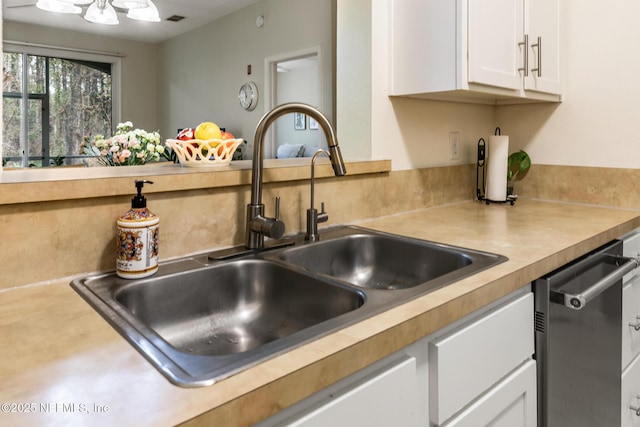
(524, 0), (561, 94)
(468, 0), (524, 90)
(623, 275), (640, 370)
(430, 293), (534, 424)
(277, 356), (419, 427)
(440, 360), (537, 427)
(623, 353), (640, 427)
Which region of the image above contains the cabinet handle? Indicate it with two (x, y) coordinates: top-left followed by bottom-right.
(630, 316), (640, 331)
(518, 34), (529, 77)
(531, 36), (542, 77)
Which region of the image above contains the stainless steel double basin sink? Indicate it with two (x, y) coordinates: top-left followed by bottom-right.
(71, 226), (507, 387)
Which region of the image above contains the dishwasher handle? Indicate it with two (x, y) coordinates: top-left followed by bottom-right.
(552, 255), (638, 310)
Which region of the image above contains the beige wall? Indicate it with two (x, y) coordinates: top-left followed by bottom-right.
(156, 0), (333, 152)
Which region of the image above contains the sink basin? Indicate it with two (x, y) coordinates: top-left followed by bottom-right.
(71, 258), (365, 386)
(277, 227), (506, 294)
(279, 233), (471, 290)
(115, 259), (364, 356)
(71, 225), (507, 387)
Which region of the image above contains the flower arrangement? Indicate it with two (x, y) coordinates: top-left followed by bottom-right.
(83, 121), (172, 166)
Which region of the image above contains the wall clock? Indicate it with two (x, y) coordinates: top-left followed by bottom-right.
(238, 82), (259, 111)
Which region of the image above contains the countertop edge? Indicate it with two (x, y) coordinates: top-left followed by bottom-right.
(0, 159), (391, 205)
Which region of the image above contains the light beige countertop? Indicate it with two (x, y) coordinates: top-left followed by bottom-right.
(2, 199), (639, 427)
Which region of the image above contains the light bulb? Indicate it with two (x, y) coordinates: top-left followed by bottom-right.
(36, 0), (82, 14)
(112, 0), (148, 9)
(126, 0), (160, 22)
(84, 0), (119, 25)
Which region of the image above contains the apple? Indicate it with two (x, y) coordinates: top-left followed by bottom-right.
(176, 128), (195, 141)
(218, 131), (236, 157)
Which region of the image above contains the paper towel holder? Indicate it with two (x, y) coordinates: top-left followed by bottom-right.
(476, 129), (517, 206)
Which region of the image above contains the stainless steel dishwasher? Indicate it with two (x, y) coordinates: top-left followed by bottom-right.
(534, 240), (639, 427)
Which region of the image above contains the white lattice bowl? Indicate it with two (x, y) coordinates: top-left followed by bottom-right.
(166, 138), (243, 167)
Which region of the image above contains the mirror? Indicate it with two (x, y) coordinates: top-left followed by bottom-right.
(1, 0), (340, 170)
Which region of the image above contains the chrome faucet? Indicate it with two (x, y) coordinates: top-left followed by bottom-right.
(246, 103), (347, 249)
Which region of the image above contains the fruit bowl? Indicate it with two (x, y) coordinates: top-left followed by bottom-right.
(166, 138), (243, 167)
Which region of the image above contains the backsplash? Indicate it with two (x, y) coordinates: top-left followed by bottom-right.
(0, 165), (474, 290)
(5, 163), (635, 290)
(517, 164), (640, 209)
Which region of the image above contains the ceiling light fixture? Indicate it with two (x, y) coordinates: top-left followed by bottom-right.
(126, 0), (159, 22)
(40, 0), (160, 25)
(57, 0), (93, 5)
(36, 0), (82, 14)
(84, 0), (119, 25)
(112, 0), (148, 10)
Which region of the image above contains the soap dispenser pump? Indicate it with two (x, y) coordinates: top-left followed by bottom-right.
(116, 180), (159, 279)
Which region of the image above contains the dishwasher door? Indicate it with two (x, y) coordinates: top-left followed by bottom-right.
(534, 240), (638, 427)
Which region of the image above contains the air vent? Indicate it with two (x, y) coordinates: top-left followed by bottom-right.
(535, 311), (546, 333)
(166, 15), (185, 22)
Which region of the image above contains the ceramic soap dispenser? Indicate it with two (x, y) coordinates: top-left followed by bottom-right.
(116, 180), (159, 279)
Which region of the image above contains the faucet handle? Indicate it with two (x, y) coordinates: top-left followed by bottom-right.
(318, 201), (328, 224)
(267, 196), (285, 239)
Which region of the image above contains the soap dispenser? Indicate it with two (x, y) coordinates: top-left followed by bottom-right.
(116, 180), (159, 279)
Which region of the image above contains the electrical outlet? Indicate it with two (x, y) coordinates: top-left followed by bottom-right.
(449, 131), (460, 160)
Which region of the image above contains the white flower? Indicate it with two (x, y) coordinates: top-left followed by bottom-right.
(117, 121), (133, 130)
(87, 121), (170, 166)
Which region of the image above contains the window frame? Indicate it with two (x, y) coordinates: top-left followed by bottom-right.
(2, 41), (122, 167)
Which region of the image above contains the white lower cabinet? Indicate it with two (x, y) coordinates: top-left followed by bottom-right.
(429, 292), (534, 424)
(256, 288), (535, 427)
(623, 230), (640, 427)
(440, 360), (537, 427)
(255, 352), (425, 427)
(623, 353), (640, 427)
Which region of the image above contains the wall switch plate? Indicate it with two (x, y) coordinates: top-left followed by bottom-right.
(449, 131), (460, 160)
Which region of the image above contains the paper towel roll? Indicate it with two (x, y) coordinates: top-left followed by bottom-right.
(486, 134), (509, 202)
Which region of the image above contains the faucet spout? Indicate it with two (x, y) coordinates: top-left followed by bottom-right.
(305, 149), (331, 242)
(246, 103), (346, 249)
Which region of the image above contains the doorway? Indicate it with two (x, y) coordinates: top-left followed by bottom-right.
(264, 47), (322, 159)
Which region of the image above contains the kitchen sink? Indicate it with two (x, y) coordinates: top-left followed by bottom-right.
(278, 233), (473, 290)
(71, 225), (507, 387)
(115, 259), (364, 356)
(72, 258), (366, 386)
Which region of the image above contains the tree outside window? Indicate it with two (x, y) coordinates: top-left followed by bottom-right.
(2, 51), (113, 167)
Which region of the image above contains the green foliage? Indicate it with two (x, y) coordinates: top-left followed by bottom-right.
(507, 150), (531, 181)
(2, 53), (112, 167)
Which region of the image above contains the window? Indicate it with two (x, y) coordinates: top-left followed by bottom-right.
(2, 44), (120, 167)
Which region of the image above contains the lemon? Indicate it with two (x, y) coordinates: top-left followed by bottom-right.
(195, 121), (222, 140)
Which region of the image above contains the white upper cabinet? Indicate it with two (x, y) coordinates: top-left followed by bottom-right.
(468, 0), (524, 91)
(389, 0), (562, 104)
(524, 0), (562, 94)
